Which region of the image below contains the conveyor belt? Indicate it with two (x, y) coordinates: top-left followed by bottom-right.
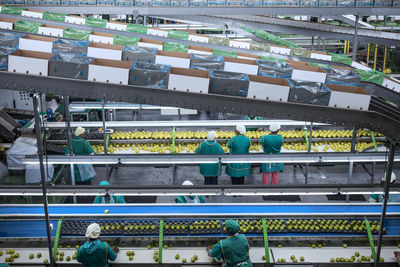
(0, 220), (58, 238)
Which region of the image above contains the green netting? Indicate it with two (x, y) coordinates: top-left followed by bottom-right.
(167, 30), (189, 40)
(208, 36), (229, 46)
(1, 6), (23, 15)
(113, 35), (140, 46)
(356, 69), (385, 85)
(63, 28), (91, 40)
(126, 24), (148, 34)
(241, 27), (256, 34)
(260, 55), (285, 63)
(329, 53), (353, 65)
(163, 42), (188, 53)
(14, 20), (43, 34)
(43, 12), (66, 22)
(250, 42), (270, 52)
(290, 48), (311, 58)
(308, 62), (331, 69)
(85, 17), (107, 28)
(254, 29), (301, 49)
(213, 49), (237, 58)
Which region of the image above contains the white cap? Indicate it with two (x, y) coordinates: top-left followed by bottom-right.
(182, 180), (194, 186)
(382, 172), (396, 183)
(207, 131), (217, 141)
(85, 223), (101, 239)
(74, 127), (85, 136)
(236, 124), (246, 135)
(269, 123), (281, 132)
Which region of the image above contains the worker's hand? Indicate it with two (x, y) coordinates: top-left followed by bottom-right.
(113, 246), (120, 253)
(206, 245), (213, 251)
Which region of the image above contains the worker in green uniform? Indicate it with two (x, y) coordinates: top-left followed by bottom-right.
(64, 127), (96, 185)
(93, 181), (126, 204)
(195, 130), (225, 185)
(77, 223), (119, 267)
(259, 123), (284, 185)
(207, 219), (253, 267)
(226, 124), (251, 185)
(176, 180), (206, 203)
(244, 115), (263, 132)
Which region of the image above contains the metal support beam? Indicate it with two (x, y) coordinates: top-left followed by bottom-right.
(64, 95), (77, 204)
(374, 44), (378, 70)
(32, 94), (54, 266)
(352, 15), (359, 61)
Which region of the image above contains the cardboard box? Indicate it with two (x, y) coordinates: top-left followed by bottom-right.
(18, 35), (57, 53)
(147, 28), (169, 37)
(89, 32), (115, 45)
(287, 79), (331, 106)
(237, 52), (260, 60)
(38, 25), (65, 37)
(49, 54), (93, 80)
(270, 45), (291, 55)
(229, 40), (251, 49)
(65, 15), (86, 25)
(289, 61), (327, 83)
(138, 38), (164, 50)
(327, 83), (370, 110)
(247, 75), (290, 102)
(8, 50), (52, 76)
(0, 18), (16, 30)
(209, 70), (249, 97)
(106, 21), (127, 31)
(381, 77), (400, 93)
(87, 42), (123, 61)
(21, 9), (44, 19)
(180, 108), (198, 115)
(129, 61), (170, 88)
(122, 46), (157, 63)
(88, 58), (131, 85)
(310, 51), (332, 61)
(188, 33), (209, 43)
(168, 67), (210, 93)
(223, 57), (258, 75)
(188, 45), (213, 55)
(155, 50), (190, 68)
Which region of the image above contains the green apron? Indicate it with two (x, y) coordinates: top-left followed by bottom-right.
(226, 135), (251, 177)
(211, 234), (253, 267)
(195, 140), (225, 176)
(259, 134), (284, 172)
(64, 137), (95, 182)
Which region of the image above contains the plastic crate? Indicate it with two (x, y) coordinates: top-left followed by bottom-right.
(97, 0), (114, 4)
(355, 0), (372, 5)
(319, 0), (336, 5)
(6, 0), (25, 4)
(115, 0), (133, 5)
(299, 0), (317, 6)
(78, 0), (96, 4)
(244, 0), (262, 6)
(190, 0), (206, 6)
(171, 0), (188, 6)
(61, 0), (77, 4)
(25, 0), (40, 4)
(40, 0), (61, 4)
(263, 0), (282, 5)
(338, 0), (354, 6)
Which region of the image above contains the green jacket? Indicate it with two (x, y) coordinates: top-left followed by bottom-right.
(211, 234), (253, 267)
(176, 195), (205, 203)
(76, 240), (117, 267)
(244, 116), (262, 131)
(64, 137), (95, 182)
(93, 195), (126, 204)
(195, 140), (225, 177)
(259, 134), (284, 172)
(226, 135), (251, 177)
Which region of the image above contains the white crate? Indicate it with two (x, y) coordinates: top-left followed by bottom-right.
(168, 67), (210, 94)
(0, 18), (15, 30)
(88, 58), (131, 85)
(138, 38), (164, 50)
(38, 25), (65, 37)
(327, 83), (370, 111)
(289, 61), (327, 83)
(229, 40), (251, 49)
(89, 32), (115, 45)
(247, 75), (290, 102)
(310, 52), (332, 61)
(382, 77), (400, 93)
(147, 28), (169, 37)
(106, 21), (127, 31)
(21, 10), (44, 19)
(270, 45), (291, 55)
(155, 51), (190, 68)
(65, 15), (86, 25)
(18, 35), (57, 53)
(188, 46), (213, 55)
(87, 43), (123, 60)
(8, 50), (52, 76)
(188, 34), (209, 43)
(223, 57), (258, 75)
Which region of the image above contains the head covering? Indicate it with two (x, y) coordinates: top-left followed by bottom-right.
(225, 219), (239, 235)
(269, 123), (281, 132)
(236, 124), (246, 135)
(74, 127), (86, 137)
(86, 223), (101, 239)
(99, 181), (110, 186)
(182, 180), (194, 186)
(207, 131), (217, 141)
(382, 172), (396, 183)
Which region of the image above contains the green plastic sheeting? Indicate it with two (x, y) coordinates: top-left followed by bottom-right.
(260, 55), (285, 63)
(85, 17), (107, 28)
(43, 12), (66, 22)
(126, 24), (148, 34)
(356, 69), (385, 85)
(14, 20), (43, 34)
(163, 42), (188, 53)
(241, 27), (256, 34)
(208, 36), (229, 46)
(63, 28), (91, 40)
(213, 49), (237, 58)
(1, 6), (23, 15)
(250, 42), (270, 52)
(330, 53), (353, 65)
(167, 30), (189, 40)
(113, 35), (140, 46)
(290, 48), (311, 58)
(254, 30), (301, 49)
(308, 62), (331, 69)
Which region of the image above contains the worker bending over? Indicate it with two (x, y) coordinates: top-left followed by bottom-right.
(77, 223), (119, 267)
(195, 131), (225, 185)
(207, 219), (253, 267)
(176, 180), (205, 203)
(64, 127), (96, 185)
(93, 181), (126, 204)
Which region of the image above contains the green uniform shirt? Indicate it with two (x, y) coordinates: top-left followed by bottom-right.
(226, 135), (251, 177)
(244, 116), (262, 131)
(195, 140), (225, 177)
(259, 134), (284, 172)
(211, 234), (253, 267)
(76, 240), (117, 267)
(93, 195), (126, 204)
(175, 195), (205, 203)
(64, 136), (95, 182)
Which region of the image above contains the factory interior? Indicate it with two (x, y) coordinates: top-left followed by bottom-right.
(0, 1), (400, 266)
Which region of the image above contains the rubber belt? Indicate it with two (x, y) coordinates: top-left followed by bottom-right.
(262, 217), (270, 267)
(158, 219), (164, 266)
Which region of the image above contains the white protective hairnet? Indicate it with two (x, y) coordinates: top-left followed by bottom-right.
(74, 127), (86, 137)
(182, 180), (194, 186)
(207, 131), (217, 141)
(269, 123), (281, 132)
(236, 124), (246, 135)
(85, 223), (101, 239)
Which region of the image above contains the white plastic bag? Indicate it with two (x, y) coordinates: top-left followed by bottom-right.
(25, 163), (54, 184)
(7, 137), (37, 170)
(77, 164), (96, 181)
